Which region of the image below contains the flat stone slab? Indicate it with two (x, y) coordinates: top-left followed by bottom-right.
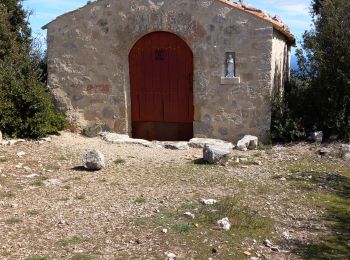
(100, 132), (152, 147)
(163, 142), (189, 150)
(203, 144), (231, 164)
(189, 138), (234, 150)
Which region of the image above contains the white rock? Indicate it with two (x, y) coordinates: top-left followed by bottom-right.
(280, 177), (287, 181)
(17, 151), (26, 157)
(310, 131), (323, 142)
(0, 130), (2, 143)
(40, 137), (52, 142)
(163, 142), (189, 150)
(165, 252), (176, 260)
(83, 149), (105, 170)
(200, 198), (217, 205)
(340, 144), (350, 154)
(15, 163), (23, 169)
(161, 228), (168, 233)
(217, 217), (231, 231)
(100, 132), (152, 147)
(203, 144), (231, 164)
(25, 174), (39, 178)
(237, 135), (258, 151)
(184, 212), (195, 219)
(44, 179), (62, 186)
(189, 138), (234, 149)
(263, 239), (273, 247)
(282, 231), (291, 240)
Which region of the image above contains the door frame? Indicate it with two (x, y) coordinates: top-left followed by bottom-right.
(128, 31), (194, 141)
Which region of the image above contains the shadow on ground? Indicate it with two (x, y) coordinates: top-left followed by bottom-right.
(286, 170), (350, 259)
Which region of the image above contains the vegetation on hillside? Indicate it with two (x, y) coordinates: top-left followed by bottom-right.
(272, 0), (350, 142)
(0, 0), (66, 138)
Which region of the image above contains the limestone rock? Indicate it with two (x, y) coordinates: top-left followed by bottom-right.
(165, 252), (176, 260)
(100, 132), (152, 147)
(203, 144), (231, 164)
(189, 138), (234, 150)
(200, 198), (217, 205)
(83, 149), (105, 170)
(184, 212), (195, 219)
(0, 130), (2, 144)
(44, 179), (62, 186)
(163, 142), (189, 150)
(237, 135), (258, 151)
(17, 151), (26, 158)
(341, 144), (350, 160)
(340, 144), (350, 154)
(310, 131), (323, 143)
(217, 217), (231, 230)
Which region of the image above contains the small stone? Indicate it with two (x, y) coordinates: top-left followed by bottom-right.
(161, 228), (168, 233)
(212, 248), (218, 254)
(310, 131), (323, 142)
(237, 135), (258, 151)
(243, 251), (251, 256)
(217, 217), (231, 230)
(44, 179), (62, 186)
(263, 239), (273, 248)
(280, 177), (287, 181)
(200, 198), (217, 205)
(40, 137), (52, 142)
(340, 144), (350, 154)
(0, 130), (2, 143)
(254, 160), (262, 166)
(83, 149), (105, 170)
(184, 212), (195, 219)
(17, 151), (26, 157)
(15, 163), (23, 169)
(282, 231), (291, 240)
(165, 252), (176, 260)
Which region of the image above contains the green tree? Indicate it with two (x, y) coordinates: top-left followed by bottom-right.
(272, 0), (350, 141)
(0, 0), (66, 138)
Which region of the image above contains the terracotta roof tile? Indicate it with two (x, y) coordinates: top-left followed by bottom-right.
(219, 0), (295, 45)
(42, 0), (295, 45)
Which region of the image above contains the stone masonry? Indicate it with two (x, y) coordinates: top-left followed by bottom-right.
(43, 0), (294, 142)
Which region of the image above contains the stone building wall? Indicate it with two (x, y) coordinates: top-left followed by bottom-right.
(45, 0), (284, 142)
(271, 30), (291, 96)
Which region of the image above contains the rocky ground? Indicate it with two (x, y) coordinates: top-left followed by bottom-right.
(0, 132), (349, 260)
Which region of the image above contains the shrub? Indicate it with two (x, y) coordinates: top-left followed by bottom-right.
(0, 0), (67, 138)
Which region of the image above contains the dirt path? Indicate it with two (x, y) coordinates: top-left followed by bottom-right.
(0, 132), (349, 259)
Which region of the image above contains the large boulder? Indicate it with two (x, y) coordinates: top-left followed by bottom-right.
(189, 138), (234, 150)
(237, 135), (258, 151)
(83, 149), (105, 170)
(203, 144), (231, 164)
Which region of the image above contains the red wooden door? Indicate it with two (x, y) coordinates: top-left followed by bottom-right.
(129, 32), (194, 141)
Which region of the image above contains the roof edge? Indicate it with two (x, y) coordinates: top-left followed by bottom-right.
(42, 0), (296, 46)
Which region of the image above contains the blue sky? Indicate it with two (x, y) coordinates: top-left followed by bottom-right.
(24, 0), (313, 49)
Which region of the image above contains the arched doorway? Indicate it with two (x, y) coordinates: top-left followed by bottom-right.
(129, 31), (194, 141)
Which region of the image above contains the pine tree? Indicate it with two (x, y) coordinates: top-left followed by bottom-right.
(0, 0), (67, 138)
